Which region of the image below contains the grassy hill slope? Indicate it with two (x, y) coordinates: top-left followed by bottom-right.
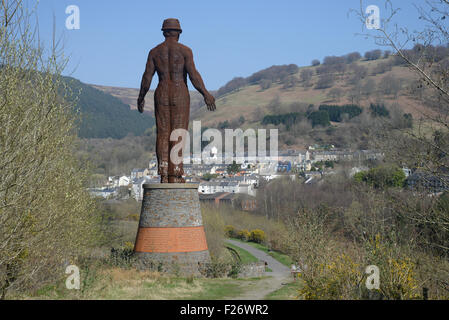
(87, 52), (445, 149)
(191, 58), (428, 127)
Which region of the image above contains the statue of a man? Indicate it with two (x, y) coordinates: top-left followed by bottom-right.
(137, 18), (216, 183)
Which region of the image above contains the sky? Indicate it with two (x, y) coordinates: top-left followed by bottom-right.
(33, 0), (427, 90)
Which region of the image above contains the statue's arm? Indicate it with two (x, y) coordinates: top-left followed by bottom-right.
(184, 48), (216, 111)
(137, 51), (156, 113)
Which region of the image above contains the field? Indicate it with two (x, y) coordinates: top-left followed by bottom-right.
(26, 268), (271, 300)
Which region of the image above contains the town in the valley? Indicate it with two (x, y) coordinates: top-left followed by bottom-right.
(88, 145), (429, 209)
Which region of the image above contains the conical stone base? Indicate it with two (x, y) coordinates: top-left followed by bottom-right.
(133, 183), (210, 275)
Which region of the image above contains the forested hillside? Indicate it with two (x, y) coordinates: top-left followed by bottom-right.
(64, 77), (155, 139)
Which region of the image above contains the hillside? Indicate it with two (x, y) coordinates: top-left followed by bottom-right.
(64, 77), (155, 139)
(87, 47), (447, 149)
(189, 50), (447, 149)
(191, 58), (429, 126)
(91, 84), (208, 115)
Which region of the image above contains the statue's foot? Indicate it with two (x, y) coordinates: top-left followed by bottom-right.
(161, 175), (169, 183)
(168, 176), (185, 183)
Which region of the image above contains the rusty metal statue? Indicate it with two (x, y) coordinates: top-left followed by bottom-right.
(137, 18), (216, 183)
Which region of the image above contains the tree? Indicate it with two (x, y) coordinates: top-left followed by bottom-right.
(354, 166), (406, 189)
(378, 74), (401, 97)
(321, 56), (347, 74)
(217, 77), (247, 97)
(369, 103), (390, 117)
(247, 64), (299, 84)
(308, 111), (330, 127)
(0, 1), (99, 298)
(345, 52), (362, 63)
(364, 49), (382, 60)
(300, 69), (314, 87)
(259, 78), (272, 90)
(319, 105), (363, 122)
(311, 59), (321, 66)
(281, 75), (298, 89)
(262, 112), (303, 129)
(315, 73), (335, 89)
(347, 64), (368, 85)
(371, 61), (393, 75)
(227, 161), (241, 175)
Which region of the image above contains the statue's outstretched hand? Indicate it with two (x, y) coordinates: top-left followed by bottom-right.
(204, 93), (216, 111)
(137, 98), (145, 113)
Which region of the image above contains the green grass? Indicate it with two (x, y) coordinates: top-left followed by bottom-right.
(225, 242), (259, 264)
(265, 281), (303, 300)
(230, 238), (294, 267)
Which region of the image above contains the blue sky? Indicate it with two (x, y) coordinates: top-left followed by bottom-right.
(34, 0), (425, 90)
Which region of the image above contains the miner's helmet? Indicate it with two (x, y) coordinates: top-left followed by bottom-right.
(161, 18), (182, 33)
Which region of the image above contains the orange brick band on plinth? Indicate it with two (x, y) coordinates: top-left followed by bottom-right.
(134, 226), (208, 253)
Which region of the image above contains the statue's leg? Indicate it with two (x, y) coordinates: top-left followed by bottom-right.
(155, 102), (170, 183)
(168, 97), (190, 183)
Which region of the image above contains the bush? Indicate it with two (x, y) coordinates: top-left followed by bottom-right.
(202, 207), (226, 259)
(199, 257), (241, 278)
(237, 229), (251, 241)
(224, 225), (237, 238)
(364, 234), (421, 300)
(250, 229), (266, 244)
(298, 253), (363, 300)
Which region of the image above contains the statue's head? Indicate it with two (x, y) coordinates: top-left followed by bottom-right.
(161, 18), (182, 40)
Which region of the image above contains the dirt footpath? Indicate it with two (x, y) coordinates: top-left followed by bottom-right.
(225, 239), (292, 300)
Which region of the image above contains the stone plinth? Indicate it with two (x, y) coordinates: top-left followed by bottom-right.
(133, 183), (210, 275)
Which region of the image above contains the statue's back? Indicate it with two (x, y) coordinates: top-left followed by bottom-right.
(152, 41), (189, 107)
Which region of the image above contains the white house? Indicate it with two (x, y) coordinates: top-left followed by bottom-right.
(89, 188), (117, 199)
(118, 175), (130, 187)
(199, 181), (239, 194)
